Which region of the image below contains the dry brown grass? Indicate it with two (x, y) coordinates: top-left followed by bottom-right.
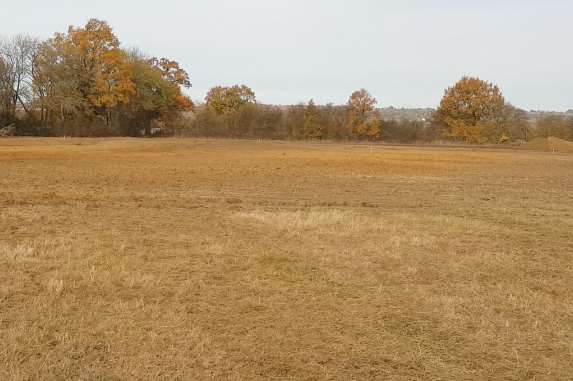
(0, 138), (572, 380)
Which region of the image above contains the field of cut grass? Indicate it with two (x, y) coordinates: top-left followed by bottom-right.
(1, 138), (572, 380)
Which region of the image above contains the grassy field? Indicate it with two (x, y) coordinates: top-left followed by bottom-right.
(1, 138), (572, 380)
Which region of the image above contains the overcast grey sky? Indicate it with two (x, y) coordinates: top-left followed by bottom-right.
(1, 0), (572, 110)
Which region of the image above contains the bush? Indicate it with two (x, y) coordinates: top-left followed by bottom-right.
(534, 115), (573, 141)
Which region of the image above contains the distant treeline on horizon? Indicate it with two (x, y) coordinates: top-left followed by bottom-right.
(1, 19), (572, 143)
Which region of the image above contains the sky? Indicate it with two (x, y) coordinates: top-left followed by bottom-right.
(1, 0), (572, 110)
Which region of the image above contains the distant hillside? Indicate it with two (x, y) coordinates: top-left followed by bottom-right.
(526, 110), (573, 123)
(378, 107), (573, 122)
(379, 107), (434, 122)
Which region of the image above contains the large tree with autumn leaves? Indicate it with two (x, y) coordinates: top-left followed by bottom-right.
(205, 85), (256, 115)
(29, 19), (193, 135)
(346, 89), (381, 140)
(433, 77), (518, 143)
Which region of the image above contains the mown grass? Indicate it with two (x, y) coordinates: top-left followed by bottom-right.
(0, 138), (572, 380)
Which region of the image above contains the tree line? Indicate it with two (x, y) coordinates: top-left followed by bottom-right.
(187, 79), (572, 143)
(2, 20), (572, 143)
(0, 19), (192, 136)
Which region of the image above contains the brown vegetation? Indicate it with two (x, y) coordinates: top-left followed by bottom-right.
(523, 137), (573, 153)
(433, 77), (529, 144)
(1, 138), (572, 379)
(2, 21), (572, 145)
(0, 20), (192, 137)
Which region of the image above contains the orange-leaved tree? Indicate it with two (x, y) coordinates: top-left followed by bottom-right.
(149, 58), (191, 89)
(71, 19), (135, 124)
(205, 85), (255, 115)
(346, 89), (381, 140)
(37, 19), (135, 126)
(148, 57), (193, 112)
(434, 76), (506, 143)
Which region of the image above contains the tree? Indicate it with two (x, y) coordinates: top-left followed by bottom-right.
(284, 103), (306, 138)
(147, 57), (193, 112)
(1, 19), (194, 136)
(534, 115), (573, 141)
(0, 55), (9, 115)
(149, 58), (191, 88)
(0, 35), (40, 117)
(205, 85), (255, 115)
(33, 38), (89, 130)
(35, 19), (136, 128)
(434, 77), (506, 143)
(346, 89), (381, 140)
(321, 103), (347, 139)
(304, 99), (322, 139)
(498, 105), (530, 143)
(121, 50), (193, 135)
(69, 19), (135, 124)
